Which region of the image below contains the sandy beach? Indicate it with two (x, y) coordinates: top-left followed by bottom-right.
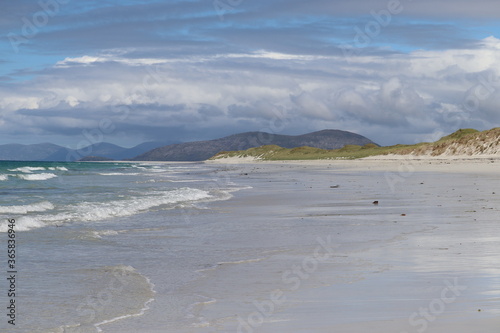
(97, 157), (500, 332)
(6, 1), (500, 332)
(207, 154), (500, 173)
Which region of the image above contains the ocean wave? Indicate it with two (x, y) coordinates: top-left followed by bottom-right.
(71, 188), (211, 222)
(48, 166), (69, 171)
(16, 173), (58, 180)
(216, 258), (266, 266)
(91, 230), (121, 239)
(0, 187), (212, 232)
(185, 294), (217, 328)
(147, 169), (167, 173)
(196, 257), (266, 273)
(0, 216), (45, 232)
(135, 179), (156, 183)
(98, 172), (141, 176)
(8, 166), (47, 173)
(167, 179), (204, 183)
(0, 201), (54, 214)
(0, 174), (9, 181)
(53, 265), (155, 333)
(94, 265), (155, 332)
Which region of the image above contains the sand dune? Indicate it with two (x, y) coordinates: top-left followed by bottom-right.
(392, 128), (500, 157)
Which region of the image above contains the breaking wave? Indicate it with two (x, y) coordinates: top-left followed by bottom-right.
(0, 201), (54, 214)
(16, 173), (58, 181)
(0, 187), (211, 232)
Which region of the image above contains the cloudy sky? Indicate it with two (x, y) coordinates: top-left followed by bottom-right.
(1, 0), (500, 147)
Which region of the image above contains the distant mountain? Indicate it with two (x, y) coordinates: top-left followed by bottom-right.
(77, 156), (114, 162)
(44, 142), (128, 161)
(116, 141), (175, 160)
(132, 130), (378, 161)
(0, 141), (177, 161)
(0, 143), (62, 161)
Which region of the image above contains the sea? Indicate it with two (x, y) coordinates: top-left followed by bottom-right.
(0, 160), (245, 332)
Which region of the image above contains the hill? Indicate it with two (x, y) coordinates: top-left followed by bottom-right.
(388, 128), (500, 156)
(132, 130), (378, 161)
(48, 141), (175, 161)
(210, 128), (500, 161)
(0, 141), (175, 161)
(77, 156), (115, 162)
(0, 143), (63, 161)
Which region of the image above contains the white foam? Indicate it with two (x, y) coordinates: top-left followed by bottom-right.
(8, 166), (46, 173)
(95, 294), (155, 332)
(0, 187), (212, 233)
(0, 187), (214, 232)
(167, 179), (204, 182)
(16, 173), (58, 180)
(186, 294), (217, 328)
(98, 172), (141, 176)
(56, 265), (156, 333)
(90, 230), (121, 239)
(196, 257), (266, 273)
(217, 258), (266, 265)
(48, 166), (69, 171)
(0, 216), (45, 232)
(0, 201), (54, 214)
(93, 265), (156, 332)
(71, 188), (211, 222)
(0, 174), (8, 181)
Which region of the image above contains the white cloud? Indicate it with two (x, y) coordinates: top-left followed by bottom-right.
(55, 54), (170, 68)
(409, 37), (500, 76)
(65, 96), (80, 107)
(2, 36), (500, 145)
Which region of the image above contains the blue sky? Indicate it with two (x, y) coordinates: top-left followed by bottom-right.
(1, 0), (500, 147)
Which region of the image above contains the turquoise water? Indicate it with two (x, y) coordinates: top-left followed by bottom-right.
(0, 161), (216, 232)
(0, 161), (239, 332)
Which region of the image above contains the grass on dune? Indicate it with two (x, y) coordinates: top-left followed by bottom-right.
(210, 128), (500, 161)
(211, 143), (420, 160)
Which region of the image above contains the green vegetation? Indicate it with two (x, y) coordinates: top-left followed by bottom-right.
(209, 128), (500, 160)
(437, 128), (479, 142)
(212, 143), (412, 160)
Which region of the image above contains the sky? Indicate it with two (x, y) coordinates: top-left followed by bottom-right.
(1, 0), (500, 148)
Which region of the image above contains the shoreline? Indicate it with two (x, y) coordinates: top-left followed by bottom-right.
(195, 163), (500, 332)
(205, 155), (500, 174)
(83, 161), (500, 332)
(79, 153), (500, 174)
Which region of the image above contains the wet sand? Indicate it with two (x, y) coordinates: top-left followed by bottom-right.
(105, 159), (500, 332)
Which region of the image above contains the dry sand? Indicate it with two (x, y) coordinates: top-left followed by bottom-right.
(207, 154), (500, 174)
(196, 157), (500, 332)
(109, 157), (499, 332)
